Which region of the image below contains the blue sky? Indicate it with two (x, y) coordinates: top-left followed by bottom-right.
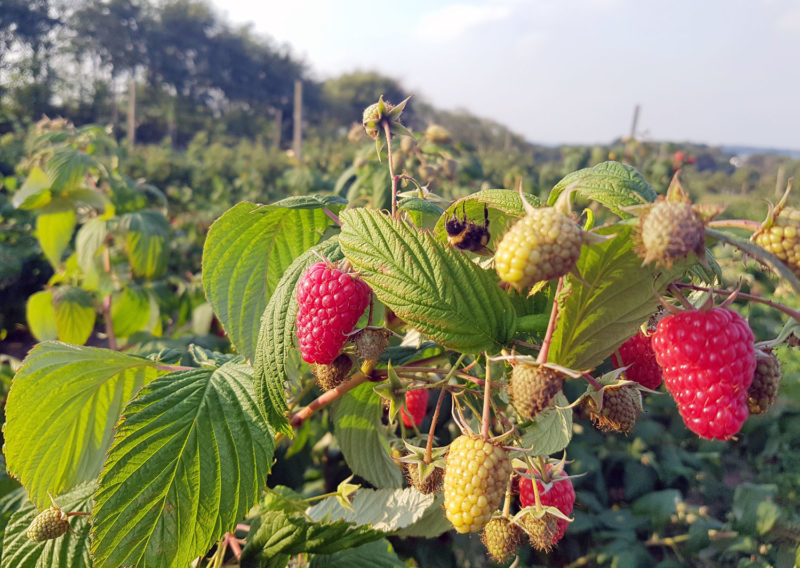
(212, 0), (800, 149)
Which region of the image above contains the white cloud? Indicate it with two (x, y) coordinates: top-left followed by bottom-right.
(415, 3), (513, 43)
(777, 7), (800, 31)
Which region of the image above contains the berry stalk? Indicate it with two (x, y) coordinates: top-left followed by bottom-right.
(290, 372), (370, 427)
(480, 354), (492, 441)
(537, 277), (564, 365)
(671, 282), (800, 321)
(425, 386), (447, 464)
(383, 121), (398, 218)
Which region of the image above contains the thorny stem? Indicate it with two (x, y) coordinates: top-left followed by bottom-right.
(707, 218), (761, 232)
(672, 282), (800, 321)
(289, 372), (370, 428)
(582, 371), (603, 391)
(383, 121), (398, 217)
(226, 533), (242, 560)
(537, 277), (564, 365)
(480, 354), (492, 441)
(322, 207), (341, 226)
(156, 364), (195, 372)
(425, 386), (447, 463)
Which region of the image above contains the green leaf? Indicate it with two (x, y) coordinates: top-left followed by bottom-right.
(75, 218), (107, 272)
(432, 189), (542, 244)
(26, 291), (58, 341)
(92, 363), (274, 568)
(549, 225), (686, 370)
(398, 197), (445, 217)
(519, 391), (573, 456)
(4, 342), (164, 509)
(631, 490), (680, 528)
(203, 202), (331, 362)
(393, 494), (452, 538)
(548, 161), (657, 217)
(111, 287), (150, 338)
(1, 482), (94, 568)
(755, 501), (780, 535)
(241, 511), (386, 567)
(309, 540), (405, 568)
(732, 483), (778, 536)
(45, 147), (95, 192)
(307, 487), (433, 530)
(271, 194), (348, 210)
(12, 167), (51, 210)
(340, 208), (516, 353)
(333, 383), (404, 488)
(119, 210), (169, 279)
(52, 286), (96, 345)
(35, 207), (76, 268)
(254, 237), (343, 435)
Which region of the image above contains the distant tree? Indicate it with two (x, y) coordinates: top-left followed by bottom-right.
(322, 72), (411, 127)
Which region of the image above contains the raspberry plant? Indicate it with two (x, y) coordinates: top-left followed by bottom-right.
(2, 98), (800, 567)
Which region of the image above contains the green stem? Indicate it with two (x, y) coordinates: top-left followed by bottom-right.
(383, 121), (398, 217)
(707, 219), (761, 232)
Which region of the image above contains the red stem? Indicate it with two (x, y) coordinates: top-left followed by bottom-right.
(290, 372), (370, 427)
(480, 355), (492, 441)
(425, 386), (447, 463)
(672, 283), (800, 321)
(707, 219), (761, 232)
(226, 532), (242, 560)
(537, 277), (564, 364)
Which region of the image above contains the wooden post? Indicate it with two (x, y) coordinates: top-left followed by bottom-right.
(293, 80), (303, 161)
(126, 77), (136, 147)
(629, 104), (640, 140)
(273, 108), (283, 149)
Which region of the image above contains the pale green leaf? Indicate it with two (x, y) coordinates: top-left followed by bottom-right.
(110, 287), (150, 338)
(26, 291), (58, 341)
(339, 208), (516, 354)
(241, 511), (385, 567)
(398, 197), (445, 217)
(35, 207), (76, 268)
(1, 482), (94, 568)
(271, 194), (348, 209)
(4, 342), (164, 509)
(307, 487), (433, 530)
(119, 210), (169, 279)
(12, 167), (51, 210)
(548, 161), (657, 217)
(333, 383), (404, 489)
(45, 147), (96, 192)
(309, 540), (405, 568)
(519, 392), (573, 456)
(91, 363), (274, 568)
(732, 483), (777, 536)
(393, 494), (452, 538)
(549, 225), (686, 370)
(203, 202), (331, 362)
(254, 237), (343, 435)
(432, 189), (542, 244)
(53, 286), (96, 345)
(75, 218), (107, 272)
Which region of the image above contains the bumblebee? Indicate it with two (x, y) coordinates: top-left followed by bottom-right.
(446, 203), (491, 252)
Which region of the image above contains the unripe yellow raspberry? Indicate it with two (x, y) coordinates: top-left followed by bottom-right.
(26, 507), (69, 541)
(754, 207), (800, 277)
(443, 435), (511, 533)
(494, 207), (584, 290)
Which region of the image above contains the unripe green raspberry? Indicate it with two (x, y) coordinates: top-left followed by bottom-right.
(747, 349), (781, 414)
(584, 384), (643, 433)
(519, 510), (560, 552)
(510, 364), (563, 420)
(754, 207), (800, 277)
(311, 353), (354, 391)
(481, 517), (523, 562)
(26, 507), (69, 541)
(443, 435), (512, 533)
(639, 200), (705, 267)
(494, 207), (584, 290)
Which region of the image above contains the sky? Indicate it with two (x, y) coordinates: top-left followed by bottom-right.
(211, 0), (800, 150)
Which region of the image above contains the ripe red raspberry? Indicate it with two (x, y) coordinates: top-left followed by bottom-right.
(401, 388), (429, 428)
(519, 468), (575, 545)
(652, 307), (756, 440)
(612, 331), (663, 390)
(295, 262), (370, 364)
